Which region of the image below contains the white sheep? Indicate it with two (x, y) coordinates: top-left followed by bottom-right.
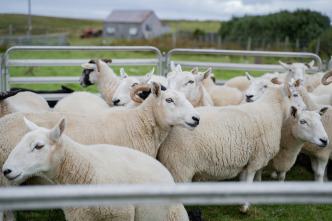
(157, 81), (298, 213)
(224, 75), (249, 93)
(2, 117), (189, 221)
(79, 59), (119, 106)
(201, 71), (244, 106)
(258, 105), (329, 181)
(112, 67), (154, 107)
(53, 91), (111, 114)
(297, 85), (332, 182)
(167, 61), (213, 107)
(0, 91), (50, 118)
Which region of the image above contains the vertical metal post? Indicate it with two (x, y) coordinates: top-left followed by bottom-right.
(28, 0), (32, 38)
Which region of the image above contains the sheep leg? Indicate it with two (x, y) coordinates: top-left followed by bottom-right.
(239, 170), (256, 214)
(314, 158), (328, 182)
(239, 171), (246, 181)
(270, 171), (278, 179)
(278, 172), (286, 181)
(324, 166), (329, 182)
(0, 211), (3, 221)
(253, 169), (262, 182)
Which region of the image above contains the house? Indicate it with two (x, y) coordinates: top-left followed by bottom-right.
(103, 10), (171, 39)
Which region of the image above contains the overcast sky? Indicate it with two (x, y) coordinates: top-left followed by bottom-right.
(1, 0), (332, 22)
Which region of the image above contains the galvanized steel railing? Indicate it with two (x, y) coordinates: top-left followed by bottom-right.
(4, 46), (163, 92)
(164, 48), (323, 76)
(0, 53), (3, 92)
(1, 182), (332, 211)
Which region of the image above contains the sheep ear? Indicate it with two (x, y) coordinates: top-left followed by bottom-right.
(191, 67), (198, 75)
(176, 64), (182, 72)
(290, 106), (298, 118)
(245, 72), (252, 81)
(170, 61), (176, 72)
(143, 68), (154, 83)
(307, 60), (315, 69)
(151, 82), (161, 99)
(23, 117), (39, 131)
(81, 63), (96, 70)
(271, 77), (282, 85)
(50, 117), (66, 142)
(202, 68), (212, 80)
(120, 68), (128, 79)
(279, 60), (291, 70)
(318, 107), (328, 116)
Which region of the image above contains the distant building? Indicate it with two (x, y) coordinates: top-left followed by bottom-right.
(103, 10), (171, 39)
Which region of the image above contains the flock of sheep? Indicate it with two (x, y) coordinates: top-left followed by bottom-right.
(1, 58), (332, 220)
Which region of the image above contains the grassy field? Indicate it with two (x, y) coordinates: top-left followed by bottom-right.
(2, 14), (332, 221)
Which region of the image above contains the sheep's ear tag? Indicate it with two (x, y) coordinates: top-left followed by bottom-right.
(266, 82), (273, 85)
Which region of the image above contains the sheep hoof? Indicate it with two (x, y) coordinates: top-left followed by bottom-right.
(270, 172), (278, 179)
(239, 203), (250, 214)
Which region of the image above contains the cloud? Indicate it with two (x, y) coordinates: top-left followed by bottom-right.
(0, 0), (331, 22)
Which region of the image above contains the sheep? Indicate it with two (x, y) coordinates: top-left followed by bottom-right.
(112, 67), (154, 107)
(79, 59), (118, 106)
(279, 60), (325, 92)
(53, 91), (111, 114)
(201, 71), (244, 106)
(167, 62), (214, 107)
(10, 85), (74, 107)
(257, 105), (329, 181)
(0, 82), (200, 182)
(0, 90), (50, 118)
(157, 81), (299, 213)
(2, 117), (189, 221)
(296, 86), (332, 182)
(224, 75), (249, 93)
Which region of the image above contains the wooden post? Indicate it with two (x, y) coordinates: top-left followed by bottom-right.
(217, 35), (222, 49)
(284, 36), (289, 51)
(315, 38), (320, 55)
(295, 38), (299, 51)
(247, 37), (252, 51)
(172, 33), (176, 48)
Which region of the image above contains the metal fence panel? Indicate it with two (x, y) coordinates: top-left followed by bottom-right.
(4, 46), (163, 94)
(165, 48), (323, 77)
(1, 182), (332, 211)
(0, 53), (3, 92)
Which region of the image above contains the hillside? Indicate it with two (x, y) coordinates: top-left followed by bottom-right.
(0, 14), (221, 38)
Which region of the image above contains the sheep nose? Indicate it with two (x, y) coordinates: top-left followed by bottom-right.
(246, 95), (254, 102)
(3, 169), (12, 176)
(112, 99), (120, 105)
(192, 116), (200, 125)
(320, 139), (328, 146)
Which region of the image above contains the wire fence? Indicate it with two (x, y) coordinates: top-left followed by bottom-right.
(0, 33), (68, 47)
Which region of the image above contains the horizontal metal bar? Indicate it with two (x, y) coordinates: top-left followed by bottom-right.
(7, 59), (160, 67)
(165, 48), (323, 74)
(1, 182), (332, 211)
(175, 61), (320, 73)
(8, 76), (80, 84)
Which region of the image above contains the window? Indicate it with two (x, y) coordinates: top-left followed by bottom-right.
(129, 27), (138, 36)
(106, 27), (115, 34)
(146, 24), (152, 31)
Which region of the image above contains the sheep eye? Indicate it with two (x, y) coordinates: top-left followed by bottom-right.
(166, 98), (173, 103)
(34, 144), (44, 150)
(188, 80), (194, 84)
(293, 94), (298, 97)
(131, 83), (138, 87)
(300, 120), (307, 124)
(263, 85), (267, 88)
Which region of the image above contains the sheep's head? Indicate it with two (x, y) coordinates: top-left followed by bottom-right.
(245, 72), (272, 102)
(79, 59), (112, 87)
(167, 66), (210, 106)
(290, 106), (329, 149)
(131, 82), (200, 130)
(112, 68), (154, 106)
(2, 117), (66, 183)
(279, 60), (314, 84)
